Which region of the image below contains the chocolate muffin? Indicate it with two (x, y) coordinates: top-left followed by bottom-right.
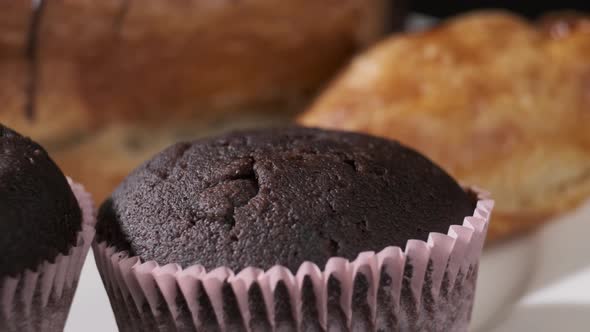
(0, 124), (95, 332)
(97, 127), (475, 272)
(0, 124), (81, 278)
(95, 127), (493, 331)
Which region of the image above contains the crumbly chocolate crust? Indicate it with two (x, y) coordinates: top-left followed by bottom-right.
(0, 124), (81, 278)
(97, 127), (474, 272)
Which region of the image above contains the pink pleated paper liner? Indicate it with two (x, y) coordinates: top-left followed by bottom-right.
(94, 187), (493, 332)
(0, 178), (96, 332)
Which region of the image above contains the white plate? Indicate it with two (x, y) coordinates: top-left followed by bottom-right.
(470, 233), (538, 331)
(485, 199), (590, 332)
(65, 200), (590, 332)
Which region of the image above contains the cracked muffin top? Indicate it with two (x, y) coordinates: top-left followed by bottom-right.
(96, 127), (474, 272)
(0, 124), (81, 278)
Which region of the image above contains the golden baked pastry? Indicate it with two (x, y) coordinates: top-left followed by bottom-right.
(299, 11), (590, 243)
(0, 0), (392, 143)
(0, 0), (394, 200)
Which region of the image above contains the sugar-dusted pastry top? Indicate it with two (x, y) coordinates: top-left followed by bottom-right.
(299, 11), (590, 242)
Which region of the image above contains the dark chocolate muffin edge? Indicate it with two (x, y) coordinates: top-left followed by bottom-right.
(0, 124), (82, 278)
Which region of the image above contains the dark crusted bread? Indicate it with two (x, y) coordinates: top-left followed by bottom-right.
(0, 124), (81, 278)
(97, 127), (474, 272)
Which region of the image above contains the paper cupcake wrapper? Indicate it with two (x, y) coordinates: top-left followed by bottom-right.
(94, 187), (493, 332)
(0, 179), (96, 332)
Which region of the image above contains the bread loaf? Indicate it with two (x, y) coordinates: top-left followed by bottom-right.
(0, 0), (395, 200)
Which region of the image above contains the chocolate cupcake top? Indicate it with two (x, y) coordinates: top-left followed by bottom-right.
(97, 127), (474, 272)
(0, 124), (82, 278)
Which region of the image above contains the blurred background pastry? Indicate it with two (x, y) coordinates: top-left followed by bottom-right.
(1, 1), (588, 242)
(299, 11), (590, 243)
(8, 0), (396, 143)
(0, 0), (399, 201)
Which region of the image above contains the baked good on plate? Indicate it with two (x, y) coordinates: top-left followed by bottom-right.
(299, 11), (590, 243)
